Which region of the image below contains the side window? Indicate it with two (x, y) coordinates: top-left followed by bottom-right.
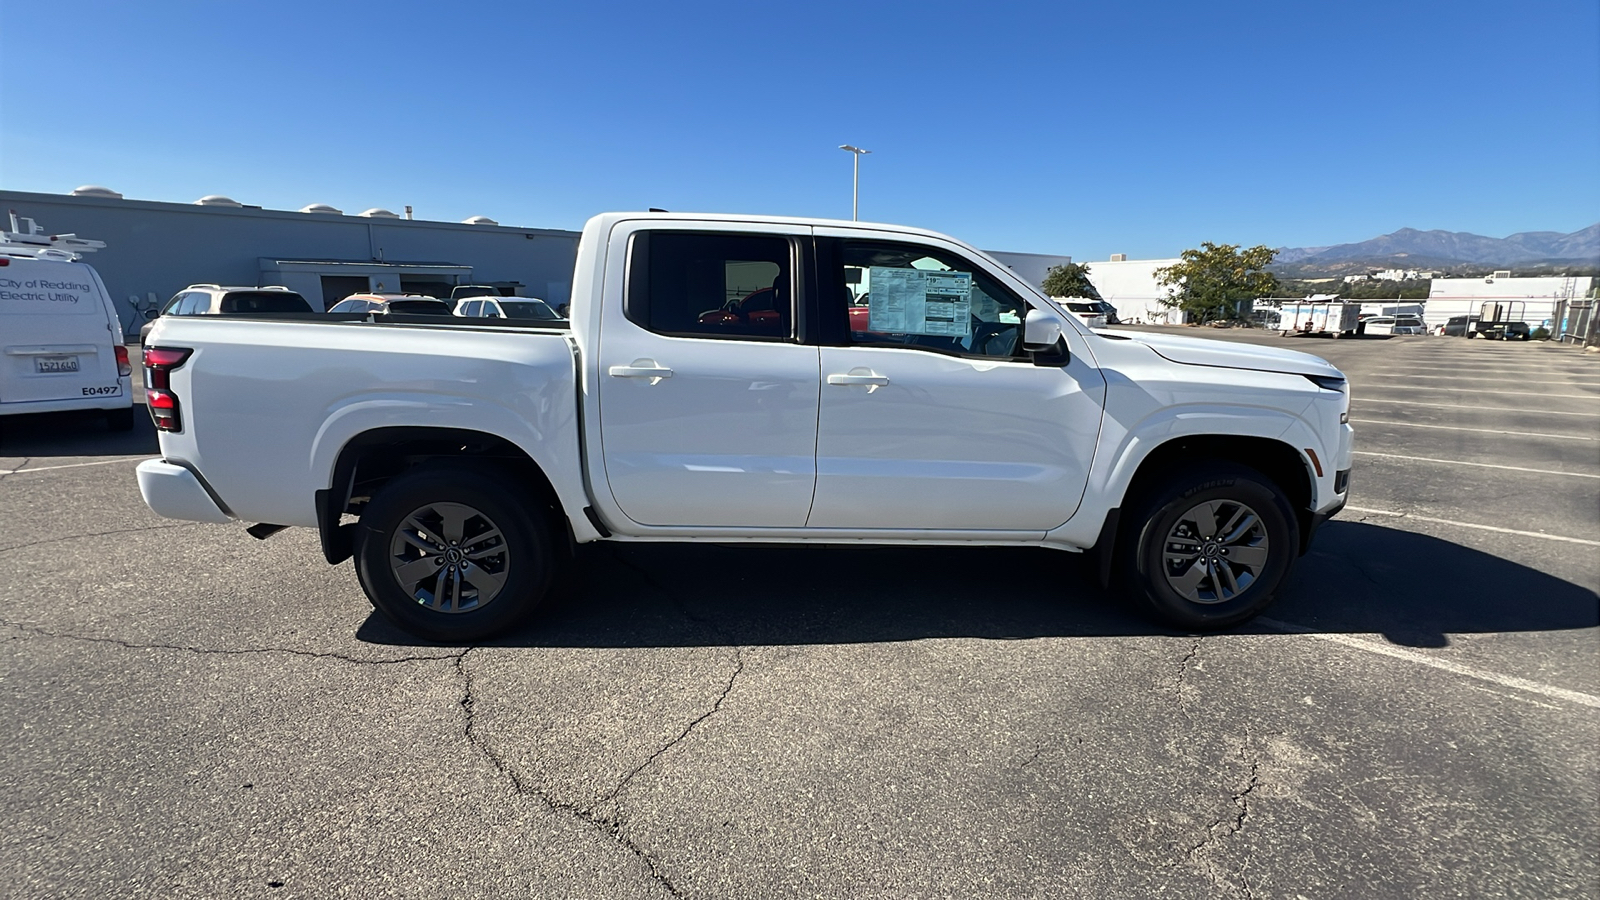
(159, 292), (187, 315)
(627, 231), (793, 340)
(460, 300), (481, 316)
(483, 301), (502, 318)
(837, 240), (1029, 360)
(177, 292), (209, 315)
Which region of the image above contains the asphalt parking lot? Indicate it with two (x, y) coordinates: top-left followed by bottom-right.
(2, 332), (1596, 899)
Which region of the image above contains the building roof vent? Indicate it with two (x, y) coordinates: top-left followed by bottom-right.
(195, 195), (244, 207)
(1110, 253), (1127, 262)
(71, 185), (124, 199)
(462, 215), (498, 225)
(358, 208), (401, 219)
(299, 203), (343, 215)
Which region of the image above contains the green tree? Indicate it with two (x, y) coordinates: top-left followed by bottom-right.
(1156, 243), (1278, 323)
(1041, 262), (1102, 300)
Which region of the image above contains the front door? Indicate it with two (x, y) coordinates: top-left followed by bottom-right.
(807, 230), (1106, 531)
(596, 224), (820, 528)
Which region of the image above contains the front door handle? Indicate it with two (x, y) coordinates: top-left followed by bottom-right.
(827, 368), (889, 393)
(609, 359), (674, 385)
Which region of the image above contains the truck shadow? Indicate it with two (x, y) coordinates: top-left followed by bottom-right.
(355, 521), (1597, 650)
(0, 406), (159, 457)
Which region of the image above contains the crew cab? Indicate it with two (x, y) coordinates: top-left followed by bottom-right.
(136, 212), (1353, 641)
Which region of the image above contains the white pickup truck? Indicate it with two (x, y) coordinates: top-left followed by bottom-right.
(137, 212), (1353, 641)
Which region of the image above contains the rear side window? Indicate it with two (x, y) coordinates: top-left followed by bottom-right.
(220, 291), (311, 313)
(626, 231), (794, 340)
(387, 300), (452, 315)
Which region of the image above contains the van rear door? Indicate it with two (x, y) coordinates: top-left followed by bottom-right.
(0, 260), (125, 405)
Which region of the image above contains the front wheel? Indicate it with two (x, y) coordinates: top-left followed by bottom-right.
(1120, 463), (1299, 631)
(355, 462), (555, 642)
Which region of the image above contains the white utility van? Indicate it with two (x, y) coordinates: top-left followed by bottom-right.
(0, 213), (134, 436)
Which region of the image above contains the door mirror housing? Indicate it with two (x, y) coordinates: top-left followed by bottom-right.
(143, 308), (161, 320)
(1024, 305), (1071, 366)
(1024, 305), (1065, 349)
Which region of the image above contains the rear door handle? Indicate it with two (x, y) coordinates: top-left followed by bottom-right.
(827, 368), (889, 393)
(608, 360), (674, 384)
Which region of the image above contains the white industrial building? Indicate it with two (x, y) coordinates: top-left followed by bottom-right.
(1424, 273), (1594, 332)
(1078, 256), (1184, 324)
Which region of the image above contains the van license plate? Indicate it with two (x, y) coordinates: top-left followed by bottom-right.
(36, 356), (79, 374)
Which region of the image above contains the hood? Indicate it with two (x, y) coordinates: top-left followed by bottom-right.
(1095, 329), (1342, 378)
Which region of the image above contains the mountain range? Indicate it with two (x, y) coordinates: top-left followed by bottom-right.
(1273, 223), (1599, 275)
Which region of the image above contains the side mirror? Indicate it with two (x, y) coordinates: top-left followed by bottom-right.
(1024, 305), (1071, 366)
(143, 308), (161, 320)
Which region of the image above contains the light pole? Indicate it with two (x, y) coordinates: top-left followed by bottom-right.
(839, 144), (870, 221)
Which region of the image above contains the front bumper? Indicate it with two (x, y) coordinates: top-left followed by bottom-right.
(136, 459), (233, 524)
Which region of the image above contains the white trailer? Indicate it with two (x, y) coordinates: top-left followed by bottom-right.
(1279, 299), (1360, 339)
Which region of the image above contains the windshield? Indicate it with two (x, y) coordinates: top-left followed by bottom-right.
(1066, 303), (1100, 313)
(386, 300), (453, 315)
(500, 300), (560, 320)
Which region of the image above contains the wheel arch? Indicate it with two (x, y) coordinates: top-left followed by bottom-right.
(315, 426), (571, 565)
(1085, 433), (1318, 587)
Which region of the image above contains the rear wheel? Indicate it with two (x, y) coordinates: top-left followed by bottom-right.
(355, 462), (554, 642)
(1120, 462), (1298, 631)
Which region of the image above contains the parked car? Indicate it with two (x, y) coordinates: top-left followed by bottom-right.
(141, 284), (312, 344)
(1362, 315), (1426, 336)
(327, 294), (454, 315)
(455, 297), (563, 321)
(1062, 301), (1108, 328)
(449, 284), (505, 302)
(138, 211), (1354, 643)
(1092, 300), (1121, 325)
(0, 215), (134, 434)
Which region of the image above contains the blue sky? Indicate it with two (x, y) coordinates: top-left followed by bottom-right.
(2, 0), (1596, 259)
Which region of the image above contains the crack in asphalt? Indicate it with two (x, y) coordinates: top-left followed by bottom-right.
(452, 548), (753, 899)
(0, 521), (202, 556)
(602, 648), (745, 807)
(0, 621), (464, 665)
(1185, 741), (1263, 899)
(1173, 636), (1203, 720)
(455, 649), (687, 899)
(0, 456), (31, 485)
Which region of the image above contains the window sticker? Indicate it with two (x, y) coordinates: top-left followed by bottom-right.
(867, 268), (972, 336)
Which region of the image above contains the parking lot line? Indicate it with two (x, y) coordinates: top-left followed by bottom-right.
(1362, 385), (1597, 399)
(1355, 398), (1600, 417)
(0, 457), (149, 476)
(1344, 505), (1600, 546)
(1367, 373), (1600, 385)
(1352, 450), (1600, 479)
(1257, 618), (1600, 710)
(1346, 419), (1599, 442)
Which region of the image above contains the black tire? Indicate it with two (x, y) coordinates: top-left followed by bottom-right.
(355, 462), (554, 642)
(104, 406), (136, 432)
(1119, 462), (1299, 631)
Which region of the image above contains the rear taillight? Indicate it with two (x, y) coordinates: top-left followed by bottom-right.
(114, 345), (131, 377)
(142, 346), (193, 432)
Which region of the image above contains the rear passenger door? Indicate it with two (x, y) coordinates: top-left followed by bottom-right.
(595, 222), (820, 528)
